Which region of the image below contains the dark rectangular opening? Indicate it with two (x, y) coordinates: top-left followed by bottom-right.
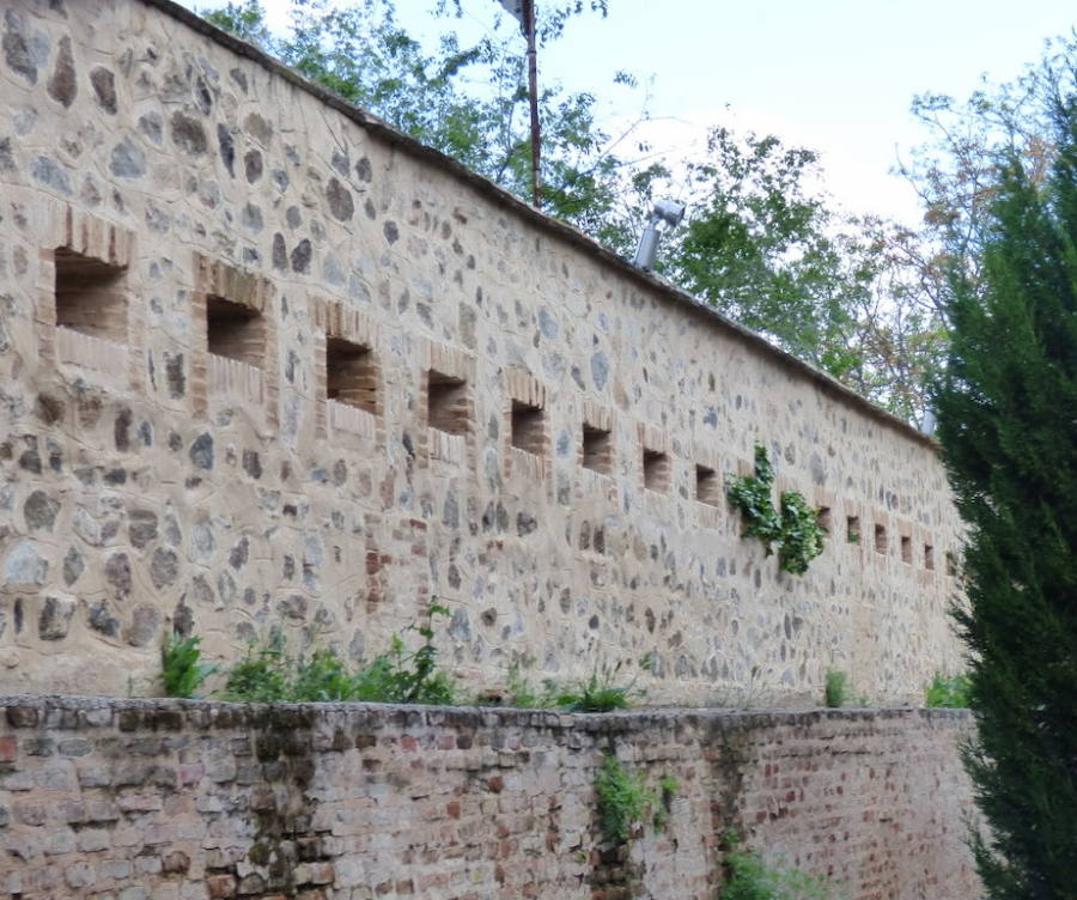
(54, 248), (127, 343)
(695, 464), (719, 507)
(846, 516), (860, 544)
(511, 400), (545, 456)
(207, 295), (264, 367)
(817, 506), (832, 534)
(427, 370), (468, 435)
(874, 523), (888, 555)
(901, 535), (912, 564)
(326, 337), (377, 414)
(643, 449), (670, 493)
(582, 423), (613, 475)
(924, 544), (935, 571)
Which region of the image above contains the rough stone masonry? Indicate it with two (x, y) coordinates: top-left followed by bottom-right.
(0, 0), (963, 703)
(0, 696), (981, 899)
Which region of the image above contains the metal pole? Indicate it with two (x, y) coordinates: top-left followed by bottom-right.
(523, 0), (541, 209)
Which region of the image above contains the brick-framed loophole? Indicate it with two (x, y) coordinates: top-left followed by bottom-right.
(54, 248), (128, 344)
(900, 534), (913, 565)
(310, 296), (381, 443)
(36, 202), (138, 385)
(643, 449), (670, 494)
(192, 253), (277, 425)
(582, 423), (614, 475)
(695, 464), (720, 507)
(428, 371), (470, 436)
(511, 399), (545, 457)
(874, 523), (888, 555)
(206, 295), (265, 368)
(326, 337), (378, 415)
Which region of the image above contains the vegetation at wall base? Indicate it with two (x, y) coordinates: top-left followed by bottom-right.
(727, 445), (826, 575)
(824, 669), (848, 708)
(934, 66), (1077, 896)
(924, 673), (971, 709)
(215, 604), (457, 705)
(550, 661), (639, 712)
(161, 634), (217, 699)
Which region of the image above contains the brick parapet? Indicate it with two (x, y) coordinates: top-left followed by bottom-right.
(0, 696), (980, 899)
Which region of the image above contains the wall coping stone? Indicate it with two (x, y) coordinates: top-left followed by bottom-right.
(0, 694), (972, 735)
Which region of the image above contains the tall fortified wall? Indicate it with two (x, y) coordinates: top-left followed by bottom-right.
(0, 0), (962, 703)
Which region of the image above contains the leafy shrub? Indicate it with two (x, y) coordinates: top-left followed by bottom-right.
(824, 669), (848, 708)
(777, 491), (826, 575)
(161, 634), (217, 699)
(924, 672), (971, 708)
(594, 754), (656, 845)
(219, 629), (290, 702)
(218, 605), (456, 705)
(727, 444), (826, 575)
(727, 445), (783, 548)
(722, 835), (831, 900)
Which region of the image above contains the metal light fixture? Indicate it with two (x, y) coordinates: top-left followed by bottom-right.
(633, 199), (686, 272)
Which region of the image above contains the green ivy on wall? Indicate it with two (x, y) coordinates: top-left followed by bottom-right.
(727, 444), (826, 575)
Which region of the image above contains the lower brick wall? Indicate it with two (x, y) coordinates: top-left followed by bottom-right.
(0, 698), (979, 899)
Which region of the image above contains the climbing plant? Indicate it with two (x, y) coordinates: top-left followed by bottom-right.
(727, 444), (826, 575)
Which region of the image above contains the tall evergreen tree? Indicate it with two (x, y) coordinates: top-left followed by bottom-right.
(934, 74), (1077, 898)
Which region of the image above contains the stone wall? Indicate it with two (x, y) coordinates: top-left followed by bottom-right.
(0, 0), (964, 704)
(0, 696), (980, 899)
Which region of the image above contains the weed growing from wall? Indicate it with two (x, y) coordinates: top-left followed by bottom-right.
(721, 832), (831, 899)
(211, 604), (457, 704)
(551, 661), (640, 712)
(594, 754), (658, 845)
(727, 444), (825, 575)
(161, 634), (218, 699)
(653, 775), (679, 832)
(495, 660), (641, 712)
(824, 669), (849, 708)
(924, 673), (971, 708)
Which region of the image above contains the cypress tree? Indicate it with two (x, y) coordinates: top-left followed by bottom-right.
(935, 83), (1077, 898)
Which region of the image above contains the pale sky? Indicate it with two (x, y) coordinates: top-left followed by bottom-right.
(182, 0), (1077, 227)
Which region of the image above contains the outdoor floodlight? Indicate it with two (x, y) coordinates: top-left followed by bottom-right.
(633, 199), (686, 272)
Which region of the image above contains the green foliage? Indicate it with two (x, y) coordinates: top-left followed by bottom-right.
(161, 634), (217, 699)
(218, 605), (456, 705)
(594, 754), (656, 845)
(721, 833), (831, 900)
(934, 64), (1077, 896)
(727, 445), (826, 575)
(219, 629), (290, 702)
(504, 660), (547, 709)
(924, 673), (971, 709)
(824, 669), (848, 708)
(777, 491), (826, 576)
(550, 661), (638, 712)
(727, 445), (782, 549)
(670, 128), (867, 373)
(204, 0), (634, 226)
(653, 774), (679, 832)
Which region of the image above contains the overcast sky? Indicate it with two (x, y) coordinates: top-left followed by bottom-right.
(183, 0), (1076, 226)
